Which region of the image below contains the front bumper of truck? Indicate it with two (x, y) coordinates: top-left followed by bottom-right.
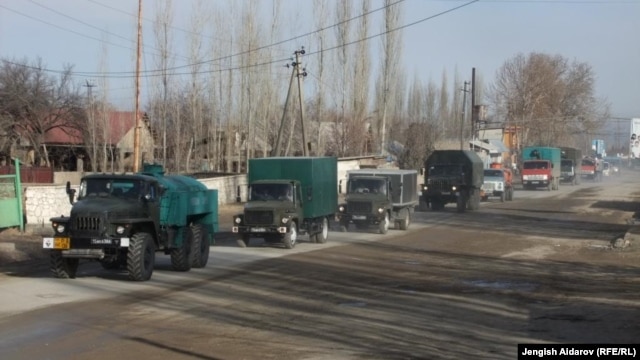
(43, 235), (130, 259)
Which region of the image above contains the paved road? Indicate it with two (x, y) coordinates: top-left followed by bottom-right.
(0, 170), (638, 359)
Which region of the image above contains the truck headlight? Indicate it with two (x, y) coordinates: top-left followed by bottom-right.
(281, 217), (289, 224)
(377, 207), (384, 214)
(451, 186), (457, 191)
(338, 205), (345, 212)
(423, 185), (428, 191)
(234, 217), (242, 224)
(54, 223), (65, 234)
(116, 225), (126, 235)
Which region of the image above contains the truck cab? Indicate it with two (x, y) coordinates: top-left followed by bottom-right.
(481, 168), (513, 202)
(336, 175), (393, 234)
(233, 180), (303, 249)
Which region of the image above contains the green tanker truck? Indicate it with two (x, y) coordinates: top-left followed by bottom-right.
(232, 156), (337, 249)
(42, 164), (218, 281)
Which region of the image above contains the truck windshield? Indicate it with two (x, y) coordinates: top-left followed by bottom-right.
(79, 179), (142, 199)
(429, 165), (463, 177)
(250, 183), (293, 201)
(348, 178), (387, 195)
(523, 161), (548, 170)
(483, 169), (503, 178)
(581, 159), (595, 167)
(561, 159), (573, 171)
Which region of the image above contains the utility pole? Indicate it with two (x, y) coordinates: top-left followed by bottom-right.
(294, 48), (309, 156)
(132, 0), (143, 173)
(459, 81), (470, 150)
(84, 79), (96, 171)
(272, 61), (298, 157)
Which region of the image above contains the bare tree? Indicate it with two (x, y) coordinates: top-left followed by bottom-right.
(489, 52), (609, 149)
(375, 0), (403, 154)
(0, 58), (85, 167)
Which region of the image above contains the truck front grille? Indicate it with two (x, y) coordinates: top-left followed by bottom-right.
(75, 216), (101, 231)
(428, 179), (451, 192)
(347, 201), (372, 214)
(245, 210), (274, 225)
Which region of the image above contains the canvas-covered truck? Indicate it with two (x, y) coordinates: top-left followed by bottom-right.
(560, 147), (582, 185)
(335, 169), (418, 234)
(419, 150), (484, 213)
(481, 165), (514, 202)
(233, 156), (337, 249)
(521, 146), (561, 190)
(42, 164), (219, 281)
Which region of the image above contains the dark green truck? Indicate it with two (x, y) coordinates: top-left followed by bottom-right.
(233, 157), (337, 249)
(42, 164), (218, 281)
(420, 150), (484, 213)
(335, 169), (418, 234)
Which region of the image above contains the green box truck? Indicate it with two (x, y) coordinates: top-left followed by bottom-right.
(232, 157), (337, 249)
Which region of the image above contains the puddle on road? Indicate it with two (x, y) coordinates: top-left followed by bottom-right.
(464, 280), (538, 292)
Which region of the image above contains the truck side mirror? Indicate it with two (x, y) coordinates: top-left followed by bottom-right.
(338, 179), (342, 194)
(307, 187), (312, 201)
(65, 181), (76, 205)
(236, 185), (242, 203)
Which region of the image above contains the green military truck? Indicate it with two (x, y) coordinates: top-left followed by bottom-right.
(336, 169), (418, 234)
(42, 164), (218, 281)
(420, 150), (484, 213)
(233, 157), (337, 249)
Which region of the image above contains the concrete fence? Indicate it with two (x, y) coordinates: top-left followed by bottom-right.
(22, 159), (368, 226)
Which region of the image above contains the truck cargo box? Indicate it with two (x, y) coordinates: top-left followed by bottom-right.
(346, 169), (418, 207)
(425, 150), (484, 189)
(248, 157), (337, 219)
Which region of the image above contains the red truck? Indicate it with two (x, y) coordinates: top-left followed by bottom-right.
(580, 157), (601, 181)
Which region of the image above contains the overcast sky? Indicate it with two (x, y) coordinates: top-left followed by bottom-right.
(1, 0), (638, 120)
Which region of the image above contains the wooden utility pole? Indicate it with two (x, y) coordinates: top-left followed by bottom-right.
(273, 63), (297, 157)
(132, 0), (143, 172)
(460, 81), (469, 150)
(294, 48), (309, 156)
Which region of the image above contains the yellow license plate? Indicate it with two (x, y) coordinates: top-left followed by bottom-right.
(53, 237), (70, 250)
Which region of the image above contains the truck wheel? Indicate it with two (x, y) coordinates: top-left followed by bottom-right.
(237, 234), (250, 248)
(314, 217), (329, 244)
(379, 212), (389, 234)
(127, 232), (155, 281)
(399, 209), (410, 230)
(191, 224), (210, 268)
(50, 251), (79, 279)
(283, 222), (297, 249)
(171, 227), (193, 272)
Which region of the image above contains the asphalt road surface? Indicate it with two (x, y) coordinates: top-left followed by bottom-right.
(0, 171), (639, 359)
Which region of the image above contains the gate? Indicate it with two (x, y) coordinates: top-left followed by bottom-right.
(0, 159), (24, 231)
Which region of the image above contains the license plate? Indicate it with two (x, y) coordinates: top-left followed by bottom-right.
(91, 239), (113, 245)
(441, 192), (451, 195)
(531, 181), (539, 184)
(352, 215), (367, 220)
(46, 237), (70, 250)
(251, 227), (267, 232)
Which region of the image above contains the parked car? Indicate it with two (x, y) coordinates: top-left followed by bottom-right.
(603, 162), (610, 176)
